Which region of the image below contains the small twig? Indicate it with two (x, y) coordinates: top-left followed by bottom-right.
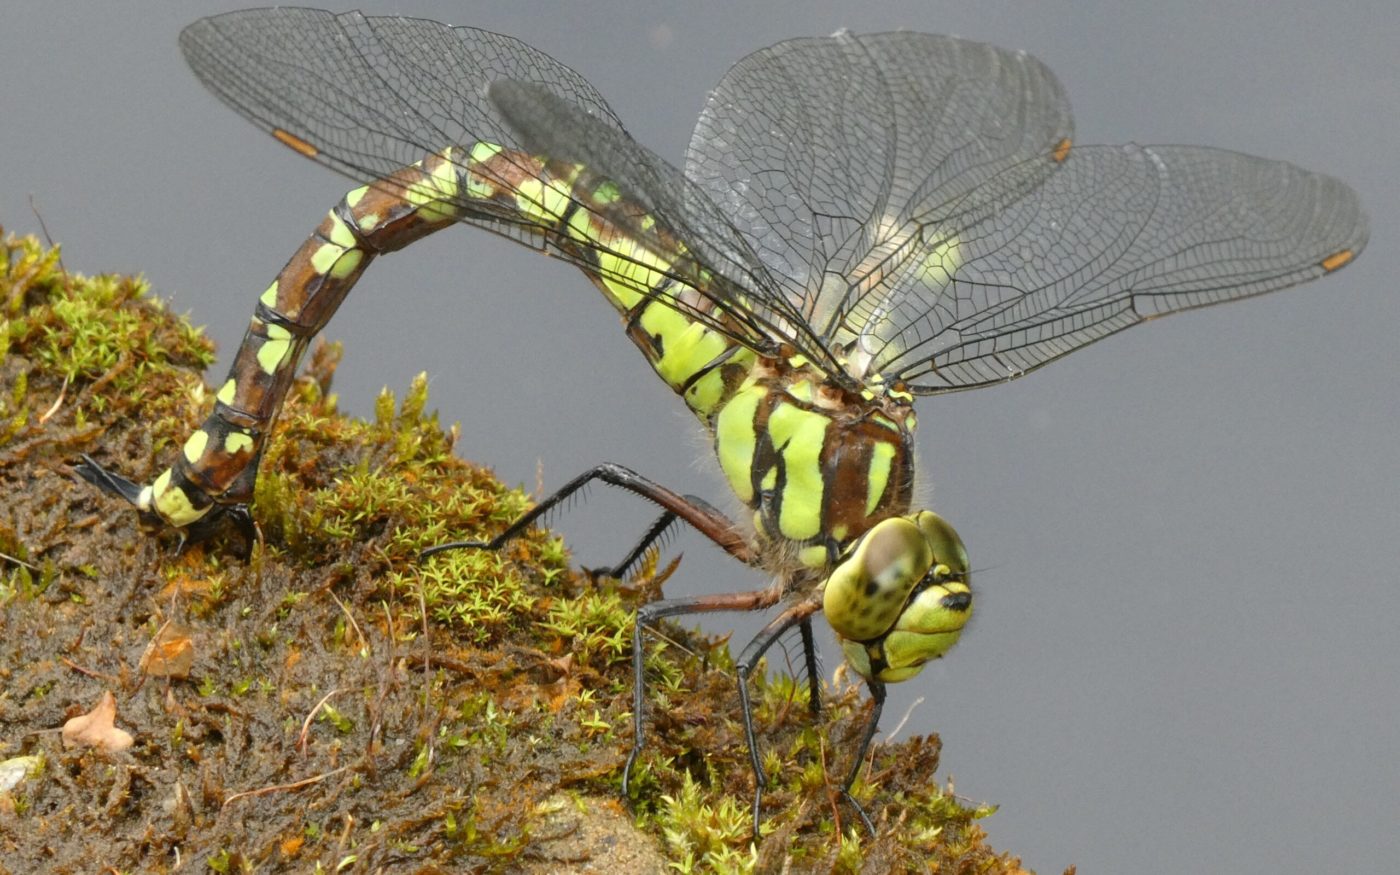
(61, 657), (117, 683)
(329, 590), (368, 655)
(0, 550), (38, 572)
(335, 812), (355, 856)
(817, 732), (845, 836)
(414, 577), (435, 772)
(364, 599), (396, 759)
(81, 351), (133, 409)
(402, 652), (477, 676)
(222, 766), (352, 808)
(38, 374), (69, 424)
(885, 695), (924, 742)
(28, 195), (66, 274)
(298, 687), (346, 756)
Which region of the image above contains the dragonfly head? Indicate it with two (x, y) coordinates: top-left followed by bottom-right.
(822, 511), (972, 683)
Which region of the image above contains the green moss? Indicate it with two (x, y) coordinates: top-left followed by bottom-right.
(540, 582), (634, 668)
(658, 771), (755, 871)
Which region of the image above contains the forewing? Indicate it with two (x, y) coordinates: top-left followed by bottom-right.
(861, 144), (1368, 391)
(686, 30), (1075, 344)
(181, 9), (623, 178)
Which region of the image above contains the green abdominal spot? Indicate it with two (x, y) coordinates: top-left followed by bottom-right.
(150, 470), (202, 527)
(640, 305), (728, 389)
(256, 324), (294, 374)
(181, 429), (210, 465)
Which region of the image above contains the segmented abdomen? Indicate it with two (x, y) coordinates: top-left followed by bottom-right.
(142, 144), (753, 528)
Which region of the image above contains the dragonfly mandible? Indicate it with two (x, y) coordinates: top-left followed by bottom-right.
(76, 7), (1367, 833)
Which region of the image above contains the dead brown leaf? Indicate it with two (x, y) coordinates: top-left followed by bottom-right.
(61, 690), (135, 752)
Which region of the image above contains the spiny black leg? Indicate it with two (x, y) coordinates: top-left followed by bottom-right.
(798, 617), (821, 718)
(619, 585), (783, 808)
(837, 679), (886, 835)
(422, 465), (604, 558)
(585, 508), (677, 581)
(587, 492), (727, 580)
(421, 464), (772, 815)
(733, 599), (821, 835)
(422, 462), (755, 565)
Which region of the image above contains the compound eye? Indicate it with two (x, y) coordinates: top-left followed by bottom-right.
(827, 511), (974, 684)
(823, 516), (933, 641)
(914, 511), (969, 581)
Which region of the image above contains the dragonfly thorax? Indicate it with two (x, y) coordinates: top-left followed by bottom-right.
(712, 355), (918, 571)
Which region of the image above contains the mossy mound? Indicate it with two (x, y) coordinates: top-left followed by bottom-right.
(0, 232), (1039, 874)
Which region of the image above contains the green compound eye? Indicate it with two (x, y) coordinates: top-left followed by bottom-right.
(825, 517), (932, 641)
(825, 512), (973, 682)
(913, 511), (969, 579)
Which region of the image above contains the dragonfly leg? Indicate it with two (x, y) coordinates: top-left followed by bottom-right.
(422, 462), (780, 813)
(798, 616), (822, 718)
(587, 490), (741, 580)
(620, 582), (785, 808)
(585, 507), (677, 581)
(734, 598), (822, 835)
(422, 462), (757, 566)
(174, 504), (257, 557)
(836, 679), (886, 835)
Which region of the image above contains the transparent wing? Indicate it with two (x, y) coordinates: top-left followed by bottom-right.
(687, 30), (1074, 343)
(181, 9), (621, 181)
(686, 30), (1365, 392)
(179, 8), (815, 364)
(182, 11), (1367, 395)
(860, 143), (1369, 391)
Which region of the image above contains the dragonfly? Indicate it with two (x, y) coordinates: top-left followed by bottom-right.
(76, 8), (1366, 833)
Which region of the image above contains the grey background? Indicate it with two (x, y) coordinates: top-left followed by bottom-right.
(4, 1), (1396, 872)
